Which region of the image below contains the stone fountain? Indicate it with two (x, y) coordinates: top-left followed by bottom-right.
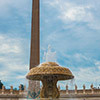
(26, 62), (74, 99)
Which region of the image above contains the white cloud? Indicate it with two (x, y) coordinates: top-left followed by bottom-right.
(0, 34), (21, 54)
(0, 64), (28, 87)
(0, 0), (31, 18)
(74, 53), (90, 61)
(0, 1), (30, 88)
(7, 64), (29, 72)
(16, 75), (26, 79)
(0, 35), (4, 40)
(72, 66), (100, 87)
(0, 57), (4, 62)
(98, 66), (100, 70)
(0, 71), (10, 82)
(59, 6), (93, 22)
(95, 61), (100, 70)
(44, 0), (100, 30)
(95, 61), (100, 66)
(62, 53), (92, 66)
(0, 34), (29, 87)
(57, 65), (100, 89)
(44, 0), (93, 22)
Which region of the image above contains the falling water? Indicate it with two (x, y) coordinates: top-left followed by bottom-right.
(69, 78), (75, 90)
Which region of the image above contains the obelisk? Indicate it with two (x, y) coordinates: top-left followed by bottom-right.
(28, 0), (40, 94)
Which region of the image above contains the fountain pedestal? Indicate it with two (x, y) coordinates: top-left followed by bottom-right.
(40, 76), (60, 98)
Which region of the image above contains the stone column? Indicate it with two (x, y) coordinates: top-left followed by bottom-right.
(75, 84), (77, 94)
(10, 86), (13, 94)
(66, 85), (69, 94)
(83, 84), (86, 94)
(91, 84), (94, 94)
(2, 86), (5, 94)
(28, 0), (40, 95)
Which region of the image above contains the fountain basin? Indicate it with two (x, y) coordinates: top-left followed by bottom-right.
(26, 62), (74, 98)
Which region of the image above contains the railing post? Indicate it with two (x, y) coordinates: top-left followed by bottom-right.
(75, 84), (77, 94)
(66, 85), (69, 94)
(91, 84), (94, 94)
(2, 85), (5, 94)
(83, 84), (86, 94)
(10, 86), (13, 94)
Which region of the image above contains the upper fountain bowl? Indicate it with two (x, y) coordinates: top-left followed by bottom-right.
(26, 62), (74, 81)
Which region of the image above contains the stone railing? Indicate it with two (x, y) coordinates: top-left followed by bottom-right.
(0, 84), (100, 95)
(0, 84), (27, 95)
(59, 84), (100, 95)
(0, 84), (100, 99)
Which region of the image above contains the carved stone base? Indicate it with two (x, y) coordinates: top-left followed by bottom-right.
(40, 76), (60, 98)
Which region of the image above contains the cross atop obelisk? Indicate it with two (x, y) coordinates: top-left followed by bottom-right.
(28, 0), (40, 94)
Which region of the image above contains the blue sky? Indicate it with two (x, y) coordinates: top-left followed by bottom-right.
(0, 0), (100, 90)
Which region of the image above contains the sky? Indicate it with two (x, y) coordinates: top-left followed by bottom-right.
(0, 0), (100, 90)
